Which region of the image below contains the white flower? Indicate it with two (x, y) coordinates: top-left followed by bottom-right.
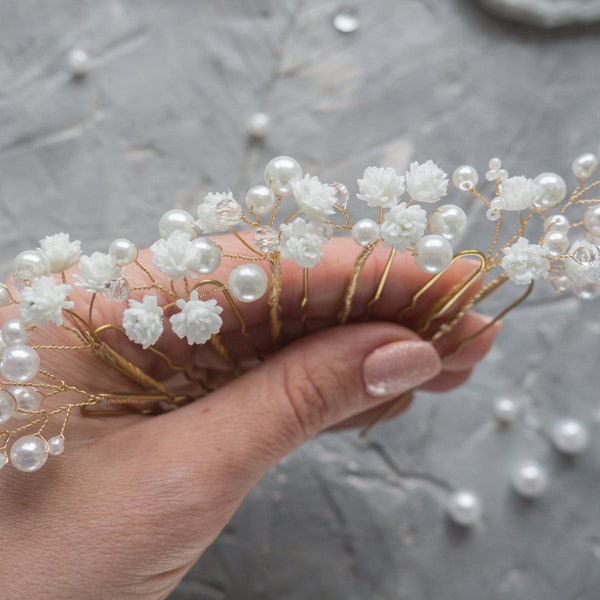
(169, 292), (223, 345)
(196, 191), (243, 233)
(38, 233), (82, 273)
(501, 237), (551, 285)
(19, 276), (74, 327)
(292, 174), (337, 220)
(122, 295), (164, 349)
(151, 231), (197, 280)
(405, 160), (448, 204)
(357, 166), (405, 208)
(279, 217), (328, 268)
(500, 176), (543, 211)
(380, 202), (427, 252)
(75, 252), (122, 293)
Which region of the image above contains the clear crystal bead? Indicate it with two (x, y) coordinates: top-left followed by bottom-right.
(103, 277), (131, 302)
(331, 182), (349, 209)
(216, 197), (243, 227)
(573, 244), (599, 267)
(254, 226), (279, 254)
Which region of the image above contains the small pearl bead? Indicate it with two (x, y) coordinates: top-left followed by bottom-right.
(48, 435), (65, 456)
(452, 165), (479, 191)
(10, 386), (43, 411)
(248, 112), (270, 139)
(12, 250), (50, 289)
(1, 345), (40, 383)
(245, 185), (276, 216)
(109, 238), (138, 266)
(264, 156), (303, 196)
(572, 153), (598, 180)
(551, 419), (589, 456)
(67, 48), (90, 77)
(0, 285), (11, 308)
(332, 9), (360, 33)
(533, 172), (567, 209)
(583, 205), (600, 237)
(414, 235), (453, 274)
(512, 460), (548, 499)
(10, 435), (48, 472)
(429, 204), (468, 243)
(158, 209), (196, 240)
(551, 275), (570, 293)
(542, 230), (569, 257)
(351, 219), (380, 247)
(228, 264), (268, 302)
(189, 238), (222, 274)
(493, 396), (521, 424)
(0, 390), (16, 424)
(446, 489), (482, 526)
(544, 214), (570, 234)
(1, 319), (30, 346)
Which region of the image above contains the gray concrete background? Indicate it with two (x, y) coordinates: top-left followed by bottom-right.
(1, 1), (599, 598)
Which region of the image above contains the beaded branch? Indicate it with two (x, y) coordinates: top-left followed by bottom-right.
(0, 154), (599, 472)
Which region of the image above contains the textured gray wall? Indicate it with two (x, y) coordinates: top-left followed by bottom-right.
(1, 1), (599, 599)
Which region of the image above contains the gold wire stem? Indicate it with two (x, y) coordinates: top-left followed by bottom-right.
(134, 259), (174, 297)
(489, 210), (536, 265)
(268, 253), (283, 348)
(487, 214), (504, 262)
(270, 196), (282, 227)
(230, 228), (264, 258)
(363, 247), (396, 320)
(210, 333), (236, 369)
(88, 293), (97, 327)
(300, 267), (309, 334)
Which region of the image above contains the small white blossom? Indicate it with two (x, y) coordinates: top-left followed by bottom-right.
(292, 174), (337, 220)
(75, 252), (122, 293)
(151, 231), (197, 280)
(500, 176), (543, 211)
(122, 295), (164, 349)
(38, 233), (82, 273)
(19, 276), (74, 327)
(380, 202), (428, 252)
(279, 217), (328, 268)
(405, 160), (448, 204)
(357, 166), (405, 208)
(169, 292), (223, 345)
(501, 237), (551, 285)
(196, 191), (243, 233)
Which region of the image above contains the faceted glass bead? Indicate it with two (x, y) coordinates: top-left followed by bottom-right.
(331, 182), (350, 209)
(254, 226), (279, 254)
(102, 277), (131, 302)
(215, 196), (243, 227)
(10, 435), (48, 472)
(572, 243), (599, 267)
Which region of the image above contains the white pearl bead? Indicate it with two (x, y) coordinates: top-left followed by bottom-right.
(0, 390), (16, 424)
(12, 250), (50, 289)
(248, 112), (270, 139)
(109, 238), (138, 266)
(0, 285), (11, 308)
(264, 156), (303, 196)
(572, 153), (598, 180)
(10, 386), (43, 411)
(452, 165), (478, 191)
(493, 396), (521, 424)
(446, 489), (482, 526)
(1, 319), (30, 346)
(551, 275), (570, 293)
(544, 214), (570, 234)
(67, 48), (90, 77)
(551, 419), (589, 455)
(48, 435), (65, 456)
(332, 9), (360, 33)
(228, 264), (268, 302)
(189, 238), (222, 274)
(512, 461), (548, 499)
(414, 235), (453, 274)
(429, 204), (468, 243)
(542, 230), (569, 257)
(533, 172), (567, 209)
(245, 185), (276, 216)
(351, 219), (380, 247)
(1, 345), (40, 383)
(583, 205), (600, 237)
(158, 209), (196, 240)
(10, 435), (48, 472)
(0, 452), (7, 469)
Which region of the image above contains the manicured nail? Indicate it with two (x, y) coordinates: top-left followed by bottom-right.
(362, 340), (442, 398)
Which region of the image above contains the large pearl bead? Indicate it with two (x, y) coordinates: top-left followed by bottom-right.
(512, 461), (548, 499)
(10, 386), (43, 411)
(572, 153), (598, 180)
(583, 205), (600, 237)
(1, 319), (30, 346)
(0, 390), (16, 424)
(228, 264), (269, 302)
(452, 165), (478, 191)
(12, 250), (50, 289)
(429, 204), (468, 243)
(414, 235), (453, 274)
(542, 230), (569, 257)
(10, 435), (49, 472)
(245, 185), (276, 216)
(109, 238), (138, 266)
(551, 419), (589, 456)
(158, 209), (196, 239)
(189, 238), (222, 274)
(446, 489), (482, 526)
(351, 219), (380, 247)
(1, 345), (40, 383)
(264, 156), (303, 196)
(533, 172), (567, 209)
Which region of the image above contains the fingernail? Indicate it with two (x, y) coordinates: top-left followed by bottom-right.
(362, 340), (442, 398)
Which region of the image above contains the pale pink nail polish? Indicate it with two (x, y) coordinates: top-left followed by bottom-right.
(362, 340), (442, 398)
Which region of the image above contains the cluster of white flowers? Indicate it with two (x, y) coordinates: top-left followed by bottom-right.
(122, 295), (164, 349)
(292, 174), (337, 220)
(405, 160), (449, 204)
(19, 277), (74, 327)
(75, 252), (122, 293)
(38, 233), (81, 273)
(501, 237), (551, 285)
(500, 176), (543, 211)
(279, 217), (328, 268)
(196, 191), (243, 233)
(380, 203), (428, 252)
(151, 231), (200, 280)
(357, 166), (406, 208)
(170, 293), (223, 345)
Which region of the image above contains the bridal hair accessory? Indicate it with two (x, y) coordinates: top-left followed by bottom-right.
(0, 153), (599, 472)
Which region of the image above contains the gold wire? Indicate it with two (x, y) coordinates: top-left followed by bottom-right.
(363, 247), (396, 320)
(300, 267), (309, 334)
(268, 253), (283, 348)
(230, 228), (265, 257)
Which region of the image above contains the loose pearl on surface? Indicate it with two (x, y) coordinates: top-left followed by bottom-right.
(572, 153), (598, 180)
(351, 219), (380, 247)
(446, 490), (482, 526)
(1, 345), (40, 383)
(10, 435), (48, 472)
(67, 48), (90, 77)
(452, 165), (478, 191)
(332, 8), (360, 33)
(245, 185), (276, 216)
(48, 435), (65, 456)
(512, 461), (548, 499)
(158, 209), (196, 240)
(551, 419), (589, 456)
(429, 204), (468, 243)
(12, 250), (51, 289)
(10, 386), (43, 411)
(264, 156), (303, 196)
(248, 112), (270, 139)
(493, 396), (521, 424)
(583, 205), (600, 237)
(414, 235), (453, 274)
(189, 238), (222, 274)
(228, 264), (269, 302)
(533, 172), (567, 209)
(0, 285), (11, 308)
(1, 319), (30, 346)
(109, 238), (138, 266)
(0, 390), (16, 424)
